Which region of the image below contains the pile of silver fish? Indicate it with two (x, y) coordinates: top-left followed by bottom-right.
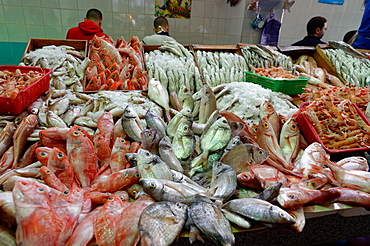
(195, 50), (247, 86)
(20, 45), (89, 91)
(240, 45), (293, 71)
(322, 48), (370, 87)
(212, 82), (298, 124)
(145, 43), (203, 96)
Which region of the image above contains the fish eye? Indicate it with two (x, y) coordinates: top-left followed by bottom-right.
(287, 193), (297, 200)
(258, 150), (264, 155)
(63, 190), (70, 195)
(242, 174), (250, 179)
(108, 197), (114, 201)
(150, 182), (156, 187)
(263, 122), (269, 128)
(37, 188), (44, 193)
(145, 152), (150, 156)
(73, 131), (80, 136)
(132, 191), (138, 196)
(176, 203), (182, 208)
(120, 139), (125, 143)
(40, 152), (47, 157)
(279, 212), (286, 217)
(57, 152), (64, 158)
(134, 173), (140, 178)
(291, 124), (297, 130)
(184, 126), (189, 131)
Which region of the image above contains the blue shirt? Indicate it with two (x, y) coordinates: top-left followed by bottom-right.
(353, 0), (370, 49)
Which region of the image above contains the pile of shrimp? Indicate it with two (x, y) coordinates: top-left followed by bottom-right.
(300, 95), (370, 150)
(251, 66), (299, 79)
(0, 69), (44, 100)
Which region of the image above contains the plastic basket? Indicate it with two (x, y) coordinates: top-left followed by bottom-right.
(244, 71), (309, 95)
(296, 101), (370, 155)
(0, 66), (52, 115)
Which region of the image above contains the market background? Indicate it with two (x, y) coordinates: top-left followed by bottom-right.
(0, 0), (365, 65)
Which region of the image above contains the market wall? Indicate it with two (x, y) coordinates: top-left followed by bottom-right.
(0, 0), (366, 65)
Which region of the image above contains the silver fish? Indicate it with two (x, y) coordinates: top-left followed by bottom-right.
(141, 178), (207, 203)
(49, 96), (70, 116)
(145, 108), (167, 138)
(222, 198), (295, 224)
(172, 122), (195, 160)
(210, 161), (237, 201)
(220, 136), (242, 160)
(188, 195), (235, 246)
(125, 153), (138, 167)
(159, 136), (184, 173)
(166, 107), (193, 139)
(221, 209), (252, 229)
(198, 84), (217, 124)
(46, 111), (68, 128)
(148, 78), (171, 121)
(139, 201), (188, 246)
(140, 128), (162, 156)
(171, 170), (209, 194)
(121, 105), (143, 142)
(136, 149), (173, 180)
(62, 106), (81, 126)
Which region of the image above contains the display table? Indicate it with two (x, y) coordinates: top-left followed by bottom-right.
(173, 206), (370, 246)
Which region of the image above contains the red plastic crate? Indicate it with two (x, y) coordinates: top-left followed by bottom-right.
(0, 66), (52, 115)
(296, 101), (370, 155)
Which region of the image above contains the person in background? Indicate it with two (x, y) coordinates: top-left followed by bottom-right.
(291, 16), (327, 46)
(352, 0), (370, 50)
(142, 16), (177, 45)
(66, 8), (110, 40)
(343, 30), (358, 44)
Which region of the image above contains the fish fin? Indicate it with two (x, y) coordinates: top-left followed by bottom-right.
(139, 231), (154, 246)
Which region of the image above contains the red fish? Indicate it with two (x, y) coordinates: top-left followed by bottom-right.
(110, 137), (130, 172)
(13, 179), (63, 246)
(96, 112), (115, 146)
(94, 195), (131, 246)
(237, 171), (262, 190)
(39, 166), (68, 192)
(114, 194), (155, 245)
(249, 164), (289, 189)
(90, 167), (140, 192)
(66, 128), (99, 188)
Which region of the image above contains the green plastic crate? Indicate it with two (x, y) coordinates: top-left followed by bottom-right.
(243, 71), (309, 95)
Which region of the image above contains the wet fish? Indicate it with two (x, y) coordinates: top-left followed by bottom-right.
(114, 194), (155, 246)
(159, 136), (184, 173)
(139, 201), (188, 246)
(145, 107), (167, 137)
(209, 161), (237, 201)
(12, 179), (63, 246)
(236, 171), (263, 190)
(141, 178), (208, 203)
(148, 78), (171, 122)
(276, 185), (341, 209)
(188, 195), (234, 246)
(46, 111), (68, 128)
(126, 153), (138, 167)
(221, 144), (269, 174)
(66, 128), (99, 188)
(254, 181), (283, 202)
(91, 167), (140, 192)
(141, 128), (161, 155)
(172, 122), (195, 160)
(136, 148), (173, 180)
(336, 156), (369, 171)
(279, 118), (301, 165)
(256, 117), (292, 170)
(260, 100), (281, 139)
(221, 209), (252, 229)
(121, 105), (143, 142)
(0, 122), (16, 157)
(222, 197), (295, 224)
(171, 169), (209, 194)
(249, 164), (289, 189)
(198, 85), (217, 124)
(166, 107), (193, 138)
(285, 207), (306, 233)
(12, 114), (39, 168)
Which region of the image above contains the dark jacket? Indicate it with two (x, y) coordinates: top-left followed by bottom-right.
(66, 20), (109, 40)
(291, 36), (326, 46)
(353, 0), (370, 49)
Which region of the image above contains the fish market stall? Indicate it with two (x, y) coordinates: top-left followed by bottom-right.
(2, 38), (370, 246)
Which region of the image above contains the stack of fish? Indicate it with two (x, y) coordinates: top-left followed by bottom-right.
(195, 50), (247, 87)
(84, 35), (148, 91)
(145, 41), (203, 95)
(20, 45), (89, 91)
(322, 48), (370, 87)
(240, 45), (293, 71)
(293, 55), (345, 89)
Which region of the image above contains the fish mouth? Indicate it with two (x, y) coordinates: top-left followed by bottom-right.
(15, 180), (35, 193)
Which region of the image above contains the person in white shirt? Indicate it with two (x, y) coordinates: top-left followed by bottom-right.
(142, 16), (177, 45)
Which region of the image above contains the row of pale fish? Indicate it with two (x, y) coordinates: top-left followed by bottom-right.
(145, 46), (203, 97)
(19, 45), (89, 91)
(195, 50), (247, 87)
(323, 48), (370, 87)
(240, 45), (293, 72)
